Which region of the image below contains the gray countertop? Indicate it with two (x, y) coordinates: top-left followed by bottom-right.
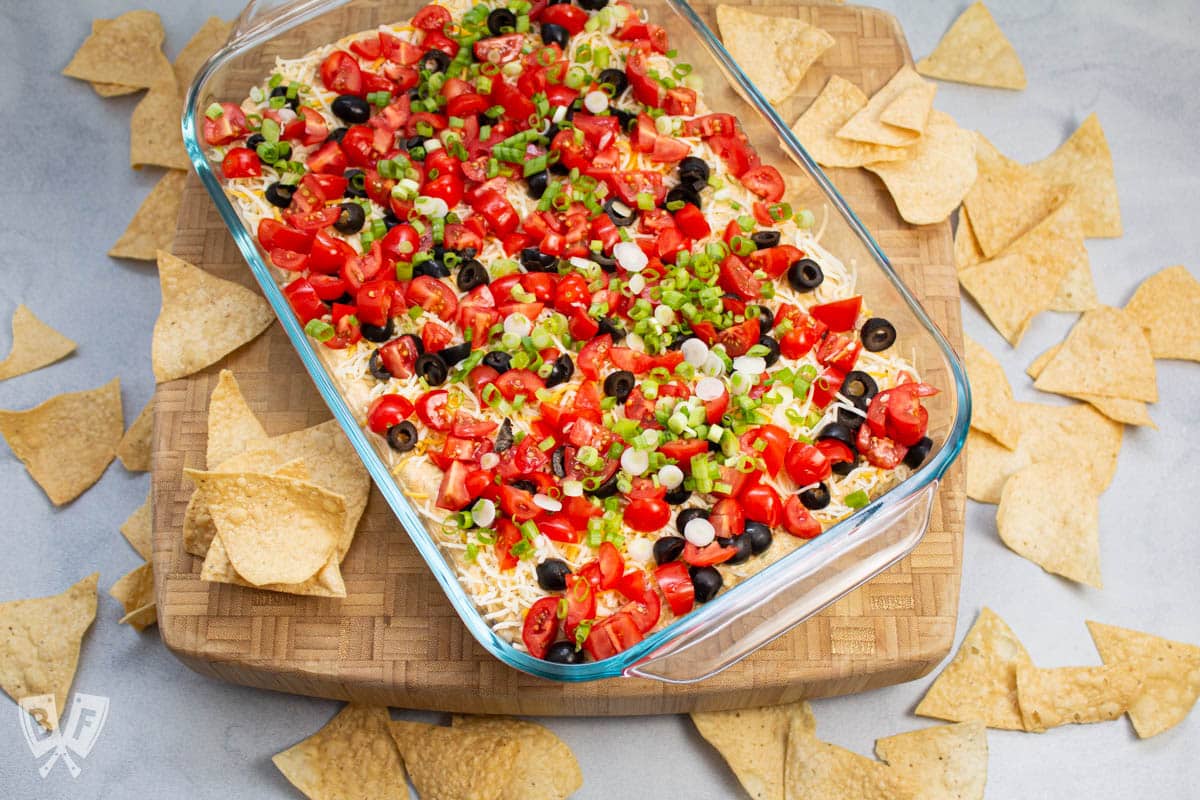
(0, 1), (1197, 797)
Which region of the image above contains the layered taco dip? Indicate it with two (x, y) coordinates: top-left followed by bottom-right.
(203, 0), (939, 663)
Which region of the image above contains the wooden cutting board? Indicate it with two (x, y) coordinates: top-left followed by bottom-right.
(152, 1), (965, 715)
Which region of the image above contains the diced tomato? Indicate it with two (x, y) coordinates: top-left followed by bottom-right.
(785, 441), (831, 486)
(553, 273), (591, 314)
(415, 389), (453, 431)
(500, 484), (539, 522)
(494, 369), (545, 401)
(378, 335), (421, 379)
(495, 518), (522, 570)
(319, 50), (364, 96)
(435, 459), (472, 511)
(741, 483), (783, 528)
(412, 3), (452, 29)
(659, 438), (708, 465)
(654, 561), (695, 616)
(610, 170), (666, 207)
(815, 438), (855, 469)
(270, 248), (308, 271)
(540, 3), (588, 33)
(283, 278), (326, 324)
(308, 230), (353, 274)
(709, 498), (745, 539)
(467, 188), (518, 237)
(473, 33), (524, 65)
(717, 254), (761, 301)
(577, 334), (613, 380)
(810, 296), (863, 332)
(420, 320), (454, 352)
(202, 102), (248, 146)
(563, 574), (595, 635)
(621, 588), (661, 633)
(664, 87), (697, 116)
(874, 382), (936, 446)
(583, 611), (643, 661)
(810, 366), (845, 409)
(673, 203), (711, 239)
(702, 384), (729, 425)
(707, 132), (759, 178)
(381, 32), (422, 65)
(381, 223), (420, 266)
(365, 394), (414, 434)
(682, 541), (738, 567)
(354, 281), (392, 326)
(741, 424), (789, 477)
(816, 333), (862, 374)
(349, 35), (381, 60)
(596, 542), (624, 590)
(285, 206), (341, 232)
(740, 165), (785, 202)
(308, 274), (347, 301)
(522, 597), (560, 659)
(782, 495), (823, 538)
(406, 276), (459, 322)
(257, 218), (313, 253)
(490, 79), (536, 124)
(716, 318), (760, 358)
(682, 113), (737, 138)
(748, 244), (803, 280)
(323, 303), (361, 349)
(221, 147), (260, 178)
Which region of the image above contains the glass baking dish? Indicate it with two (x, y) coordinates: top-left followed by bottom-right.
(181, 0), (970, 683)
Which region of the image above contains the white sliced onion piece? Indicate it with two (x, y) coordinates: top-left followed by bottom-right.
(562, 479), (584, 497)
(471, 499), (496, 528)
(503, 313), (532, 338)
(614, 241), (648, 272)
(658, 464), (684, 489)
(701, 352), (726, 377)
(569, 256), (593, 271)
(584, 90), (609, 113)
(480, 452), (500, 469)
(681, 337), (709, 366)
(684, 517), (715, 547)
(627, 272), (646, 294)
(654, 305), (676, 325)
(733, 355), (767, 375)
(620, 447), (649, 476)
(627, 537), (654, 563)
(533, 494), (562, 513)
(695, 376), (725, 401)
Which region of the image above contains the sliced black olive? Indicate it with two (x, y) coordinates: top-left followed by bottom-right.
(486, 7), (517, 35)
(603, 370), (636, 402)
(903, 436), (933, 469)
(816, 422), (857, 452)
(439, 341), (471, 367)
(536, 558), (571, 591)
(716, 534), (753, 565)
(666, 184), (701, 210)
(495, 419), (514, 453)
(551, 446), (567, 478)
(677, 156), (710, 188)
(839, 370), (878, 408)
(787, 258), (824, 292)
(603, 198), (637, 227)
(325, 127), (349, 144)
(246, 133), (266, 151)
(420, 49), (451, 73)
(415, 352), (448, 385)
(597, 317), (625, 342)
(690, 566), (723, 603)
(520, 247), (558, 272)
(333, 201), (365, 234)
(541, 22), (570, 48)
(482, 351), (511, 373)
(836, 406), (867, 430)
(799, 483), (831, 510)
(414, 258), (451, 278)
(511, 479), (538, 494)
(385, 421), (418, 452)
(832, 456), (859, 477)
(343, 168), (367, 198)
(367, 348), (391, 381)
(549, 158), (570, 176)
(748, 304), (774, 331)
(264, 182), (295, 209)
(361, 318), (394, 343)
(269, 85), (299, 110)
(526, 170), (550, 199)
(758, 335), (780, 367)
(331, 94), (370, 124)
(612, 107), (637, 132)
(653, 536), (686, 565)
(579, 0), (608, 8)
(861, 317), (897, 352)
(329, 291), (354, 307)
(381, 210), (400, 230)
(545, 353), (574, 387)
(401, 135), (425, 152)
(596, 67), (628, 97)
(744, 521), (773, 555)
(588, 471), (620, 498)
(589, 251), (618, 273)
(456, 259), (489, 292)
(664, 486), (692, 505)
(751, 230), (781, 250)
(675, 507), (709, 536)
(545, 640), (585, 664)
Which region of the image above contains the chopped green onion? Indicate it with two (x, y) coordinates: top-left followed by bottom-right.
(204, 103), (223, 119)
(845, 490), (869, 509)
(304, 319), (334, 342)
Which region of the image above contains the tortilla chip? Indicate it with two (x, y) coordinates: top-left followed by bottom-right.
(121, 492), (153, 560)
(874, 722), (987, 800)
(273, 705), (408, 800)
(452, 716), (583, 800)
(152, 251), (274, 383)
(201, 532), (347, 598)
(1016, 664), (1140, 732)
(1046, 227), (1101, 313)
(130, 81), (189, 170)
(692, 701), (815, 800)
(963, 136), (1068, 258)
(791, 77), (910, 168)
(109, 562), (157, 631)
(837, 66), (930, 147)
(954, 208), (984, 271)
(915, 2), (1026, 90)
(716, 6), (834, 105)
(916, 607), (1032, 730)
(1033, 306), (1157, 402)
(1124, 265), (1200, 362)
(865, 110), (977, 225)
(0, 574), (98, 730)
(185, 418), (369, 558)
(116, 398), (153, 471)
(784, 718), (915, 800)
(186, 468), (343, 586)
(1026, 344), (1152, 426)
(879, 82), (937, 136)
(0, 378), (123, 505)
(966, 401), (1121, 504)
(1087, 621), (1200, 738)
(959, 199), (1088, 344)
(1030, 114), (1121, 237)
(207, 369), (269, 468)
(964, 335), (1020, 449)
(996, 461), (1102, 587)
(92, 81), (141, 97)
(63, 11), (172, 89)
(109, 170), (187, 260)
(173, 18), (233, 99)
(390, 720), (519, 800)
(0, 305), (76, 381)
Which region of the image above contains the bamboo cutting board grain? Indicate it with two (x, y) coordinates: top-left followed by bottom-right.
(152, 2), (965, 715)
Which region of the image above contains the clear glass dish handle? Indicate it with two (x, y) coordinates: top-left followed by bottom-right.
(625, 481), (938, 683)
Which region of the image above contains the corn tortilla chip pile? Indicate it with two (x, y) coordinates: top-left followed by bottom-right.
(996, 462), (1102, 587)
(916, 2), (1026, 90)
(121, 492), (154, 560)
(110, 170), (188, 261)
(0, 378), (124, 505)
(0, 574), (98, 730)
(874, 721), (987, 800)
(790, 77), (910, 169)
(836, 66), (930, 148)
(152, 251), (274, 382)
(963, 335), (1019, 448)
(388, 720), (518, 800)
(691, 700), (815, 800)
(1123, 265), (1200, 362)
(62, 11), (173, 92)
(451, 715), (583, 800)
(1087, 622), (1200, 739)
(716, 6), (834, 106)
(786, 724), (917, 800)
(109, 562), (158, 631)
(205, 368), (269, 467)
(116, 398), (154, 471)
(273, 705), (409, 800)
(1030, 114), (1122, 237)
(0, 305), (77, 381)
(864, 111), (977, 225)
(1016, 665), (1141, 733)
(1032, 306), (1157, 404)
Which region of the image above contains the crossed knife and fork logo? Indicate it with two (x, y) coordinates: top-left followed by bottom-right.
(16, 693), (109, 779)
